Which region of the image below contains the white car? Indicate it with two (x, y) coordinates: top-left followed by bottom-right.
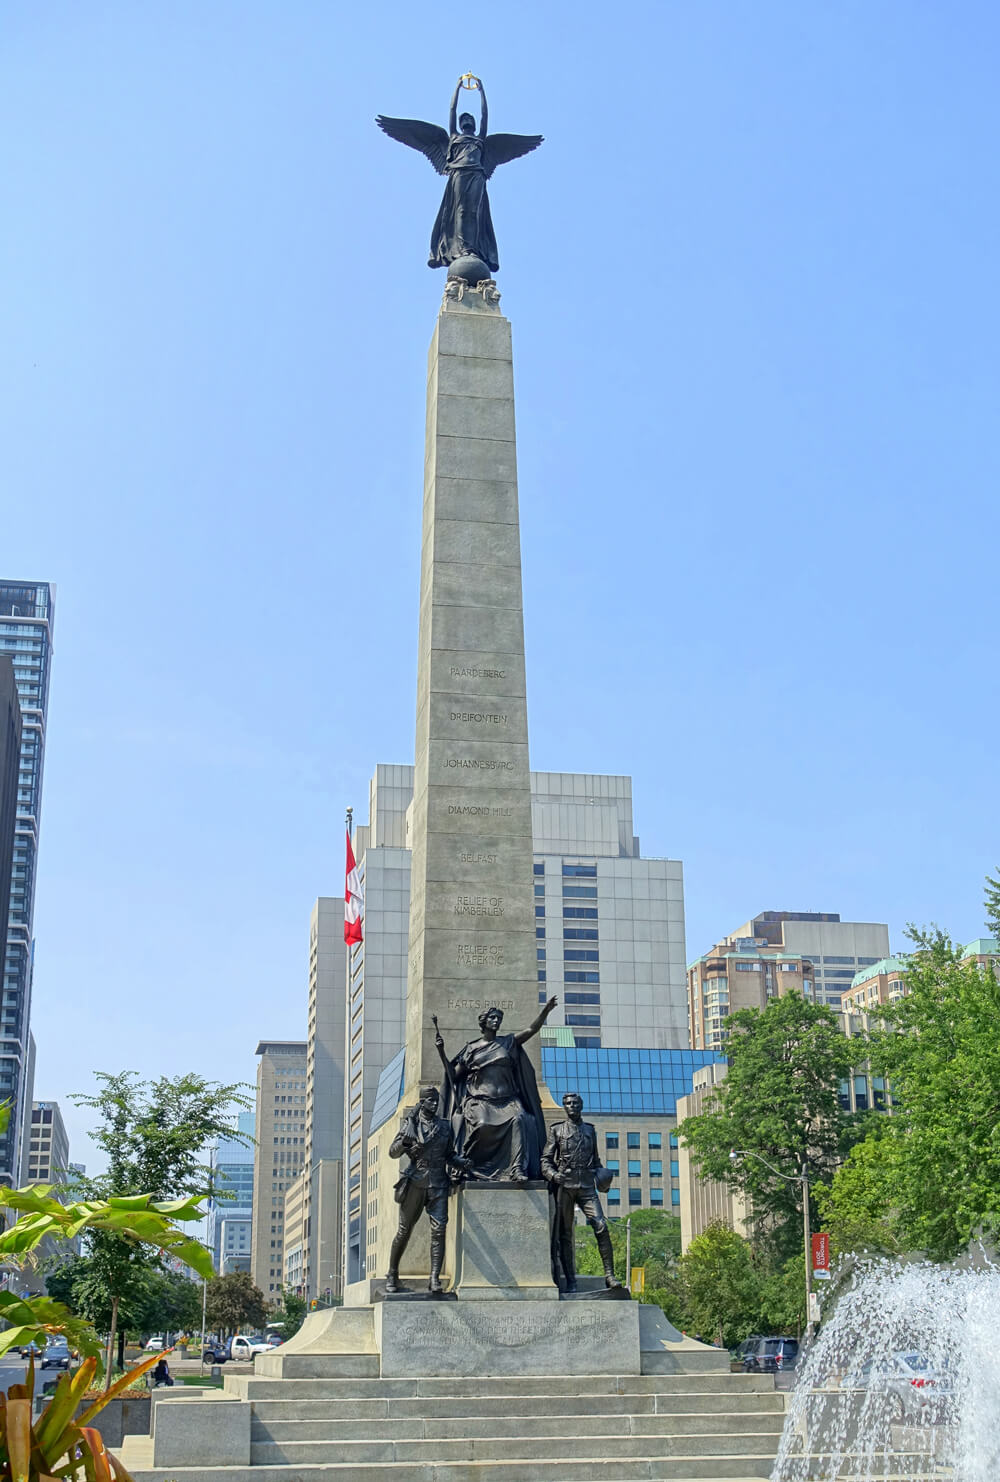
(144, 1336), (166, 1351)
(228, 1335), (272, 1362)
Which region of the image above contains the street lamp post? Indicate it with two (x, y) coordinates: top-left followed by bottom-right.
(730, 1149), (814, 1340)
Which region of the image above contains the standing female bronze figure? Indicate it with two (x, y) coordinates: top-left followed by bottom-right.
(433, 998), (557, 1180)
(377, 75), (543, 274)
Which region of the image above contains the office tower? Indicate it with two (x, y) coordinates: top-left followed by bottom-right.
(207, 1112), (255, 1274)
(0, 580), (55, 1184)
(281, 900), (346, 1301)
(341, 762), (688, 1285)
(26, 1100), (70, 1182)
(250, 1041), (307, 1298)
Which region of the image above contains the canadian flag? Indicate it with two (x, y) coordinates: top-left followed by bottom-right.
(344, 830), (363, 945)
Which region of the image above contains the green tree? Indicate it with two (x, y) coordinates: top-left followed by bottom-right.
(205, 1270), (268, 1338)
(575, 1210), (684, 1324)
(829, 917), (1000, 1259)
(813, 1120), (907, 1257)
(679, 1222), (762, 1349)
(70, 1071), (252, 1383)
(272, 1286), (308, 1339)
(680, 992), (859, 1253)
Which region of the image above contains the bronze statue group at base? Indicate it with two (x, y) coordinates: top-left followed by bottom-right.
(385, 999), (625, 1298)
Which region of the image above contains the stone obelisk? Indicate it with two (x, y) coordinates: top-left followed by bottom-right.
(403, 281), (540, 1096)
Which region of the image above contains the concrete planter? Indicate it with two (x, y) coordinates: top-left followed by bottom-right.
(74, 1395), (152, 1448)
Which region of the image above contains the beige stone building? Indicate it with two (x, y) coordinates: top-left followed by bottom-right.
(841, 956), (909, 1015)
(250, 1041), (307, 1299)
(675, 1064), (749, 1252)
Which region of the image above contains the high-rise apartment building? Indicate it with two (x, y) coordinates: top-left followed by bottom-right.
(207, 1112), (255, 1274)
(26, 1101), (69, 1183)
(281, 900), (346, 1302)
(687, 910), (891, 1052)
(0, 661), (22, 982)
(0, 580), (55, 1184)
(728, 911), (891, 1010)
(250, 1042), (307, 1298)
(341, 763), (688, 1284)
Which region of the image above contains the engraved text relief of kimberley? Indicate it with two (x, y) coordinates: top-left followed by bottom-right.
(404, 299), (540, 1094)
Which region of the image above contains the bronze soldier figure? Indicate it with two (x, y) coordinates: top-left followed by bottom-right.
(542, 1091), (620, 1293)
(386, 1085), (469, 1294)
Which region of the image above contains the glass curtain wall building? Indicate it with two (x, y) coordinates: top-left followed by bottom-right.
(0, 581), (55, 1184)
(207, 1111), (256, 1273)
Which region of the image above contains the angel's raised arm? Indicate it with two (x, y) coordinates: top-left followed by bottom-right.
(449, 80), (461, 136)
(476, 78), (488, 138)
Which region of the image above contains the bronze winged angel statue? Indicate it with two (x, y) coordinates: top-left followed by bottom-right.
(377, 75), (542, 275)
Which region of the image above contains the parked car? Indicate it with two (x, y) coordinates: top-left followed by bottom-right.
(40, 1338), (71, 1370)
(144, 1335), (166, 1351)
(733, 1335), (765, 1366)
(848, 1352), (954, 1423)
(265, 1334), (283, 1348)
(227, 1335), (268, 1362)
(744, 1336), (800, 1373)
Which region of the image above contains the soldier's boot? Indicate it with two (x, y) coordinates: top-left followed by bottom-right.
(595, 1225), (619, 1288)
(386, 1231), (408, 1293)
(428, 1227), (446, 1294)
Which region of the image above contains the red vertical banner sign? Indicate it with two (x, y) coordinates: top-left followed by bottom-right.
(811, 1232), (830, 1272)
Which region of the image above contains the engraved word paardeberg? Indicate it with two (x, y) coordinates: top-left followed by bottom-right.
(450, 666), (506, 679)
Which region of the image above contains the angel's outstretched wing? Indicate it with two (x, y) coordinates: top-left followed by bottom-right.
(375, 117), (450, 176)
(482, 133), (544, 180)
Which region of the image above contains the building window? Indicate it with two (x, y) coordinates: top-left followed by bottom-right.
(669, 1133), (678, 1148)
(565, 971), (600, 984)
(533, 862), (544, 875)
(605, 1133), (619, 1149)
(628, 1189), (642, 1205)
(670, 1160), (679, 1178)
(535, 906), (545, 918)
(564, 949), (599, 962)
(627, 1132), (640, 1149)
(648, 1132), (661, 1148)
(605, 1160), (619, 1173)
(650, 1187), (664, 1205)
(566, 1014), (600, 1027)
(671, 1188), (680, 1205)
(562, 886), (598, 899)
(608, 1189), (621, 1205)
(734, 962), (761, 972)
(649, 1160), (662, 1176)
(562, 863), (597, 877)
(627, 1160), (641, 1176)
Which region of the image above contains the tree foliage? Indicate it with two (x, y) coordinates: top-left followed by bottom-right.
(678, 1222), (761, 1349)
(272, 1287), (308, 1339)
(680, 992), (860, 1251)
(575, 1210), (684, 1324)
(205, 1270), (268, 1337)
(67, 1071), (251, 1381)
(823, 919), (1000, 1259)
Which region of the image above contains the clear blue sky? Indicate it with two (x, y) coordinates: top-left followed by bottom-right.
(3, 2), (998, 1169)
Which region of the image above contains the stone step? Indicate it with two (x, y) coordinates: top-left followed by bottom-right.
(250, 1412), (786, 1443)
(226, 1372), (776, 1402)
(122, 1465), (776, 1482)
(247, 1391), (786, 1423)
(249, 1433), (784, 1465)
